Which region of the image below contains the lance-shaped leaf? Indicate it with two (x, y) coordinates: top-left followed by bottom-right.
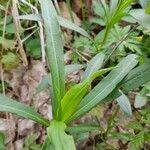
(17, 14), (91, 38)
(121, 63), (150, 93)
(61, 67), (114, 123)
(47, 120), (76, 150)
(40, 0), (65, 119)
(68, 54), (138, 122)
(0, 94), (49, 127)
(116, 92), (132, 116)
(82, 52), (105, 81)
(134, 93), (147, 108)
(57, 16), (91, 39)
(130, 9), (150, 29)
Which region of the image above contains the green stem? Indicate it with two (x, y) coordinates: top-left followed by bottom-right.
(101, 26), (110, 49)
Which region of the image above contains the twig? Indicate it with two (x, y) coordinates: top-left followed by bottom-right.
(19, 0), (46, 64)
(12, 0), (28, 66)
(103, 24), (139, 65)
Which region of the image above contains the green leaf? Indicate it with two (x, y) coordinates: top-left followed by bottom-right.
(36, 64), (84, 93)
(121, 63), (150, 93)
(17, 14), (42, 21)
(129, 132), (145, 150)
(0, 132), (5, 150)
(40, 0), (65, 119)
(61, 67), (114, 123)
(68, 54), (138, 122)
(110, 132), (133, 141)
(127, 121), (143, 130)
(82, 52), (105, 81)
(130, 9), (150, 29)
(139, 0), (149, 9)
(47, 120), (75, 150)
(1, 52), (20, 71)
(134, 93), (147, 108)
(0, 94), (49, 127)
(145, 1), (150, 14)
(103, 87), (122, 103)
(18, 14), (91, 38)
(110, 0), (119, 16)
(116, 92), (132, 116)
(26, 38), (41, 59)
(57, 16), (91, 39)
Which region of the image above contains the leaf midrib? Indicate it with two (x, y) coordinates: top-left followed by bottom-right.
(44, 2), (60, 93)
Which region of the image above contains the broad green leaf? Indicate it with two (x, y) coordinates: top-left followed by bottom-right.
(0, 94), (49, 127)
(47, 120), (75, 150)
(68, 54), (138, 122)
(121, 63), (150, 93)
(134, 93), (147, 108)
(66, 124), (100, 134)
(116, 92), (132, 116)
(0, 132), (5, 150)
(82, 52), (105, 81)
(130, 9), (150, 29)
(40, 0), (65, 119)
(18, 14), (90, 38)
(36, 64), (84, 93)
(61, 67), (114, 123)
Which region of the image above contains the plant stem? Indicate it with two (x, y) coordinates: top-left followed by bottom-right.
(103, 24), (139, 65)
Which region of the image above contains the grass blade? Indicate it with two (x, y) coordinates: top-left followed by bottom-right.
(0, 94), (49, 127)
(40, 0), (65, 119)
